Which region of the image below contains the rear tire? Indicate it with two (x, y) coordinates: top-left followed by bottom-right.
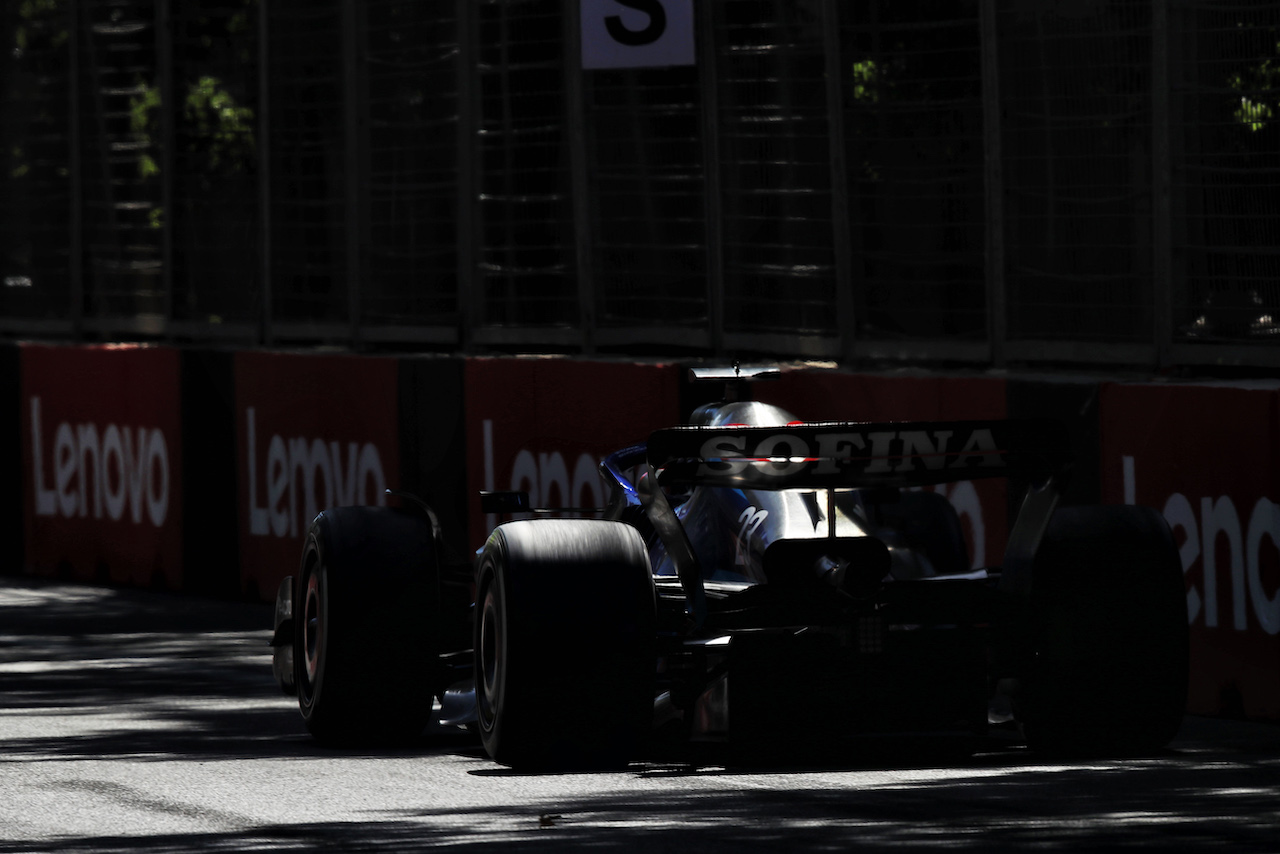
(1021, 505), (1188, 756)
(295, 506), (441, 746)
(475, 519), (656, 770)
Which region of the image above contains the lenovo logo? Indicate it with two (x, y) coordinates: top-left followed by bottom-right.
(29, 396), (171, 526)
(245, 407), (388, 539)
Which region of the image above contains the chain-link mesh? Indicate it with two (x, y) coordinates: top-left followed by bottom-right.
(79, 0), (164, 321)
(170, 0), (259, 326)
(474, 0), (576, 330)
(587, 65), (708, 334)
(3, 0), (1280, 367)
(715, 0), (838, 337)
(841, 1), (987, 340)
(361, 1), (459, 331)
(267, 0), (346, 325)
(1176, 0), (1280, 343)
(1, 1), (72, 322)
(1000, 0), (1154, 342)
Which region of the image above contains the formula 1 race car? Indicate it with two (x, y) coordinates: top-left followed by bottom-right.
(270, 367), (1188, 769)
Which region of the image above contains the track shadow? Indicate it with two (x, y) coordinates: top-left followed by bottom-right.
(0, 747), (1277, 853)
(0, 577), (474, 763)
(2, 578), (1279, 852)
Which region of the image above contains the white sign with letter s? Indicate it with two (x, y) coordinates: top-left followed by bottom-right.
(581, 0), (695, 69)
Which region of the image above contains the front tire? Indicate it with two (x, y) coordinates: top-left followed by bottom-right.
(295, 506), (441, 745)
(475, 519), (656, 770)
(1020, 505), (1189, 755)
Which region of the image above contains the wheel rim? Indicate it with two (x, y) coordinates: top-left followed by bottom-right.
(302, 569), (323, 699)
(477, 581), (501, 734)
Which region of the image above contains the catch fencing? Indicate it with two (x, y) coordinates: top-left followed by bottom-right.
(1, 0), (1278, 369)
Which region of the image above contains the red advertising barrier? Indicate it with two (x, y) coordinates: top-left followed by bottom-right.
(1101, 381), (1280, 719)
(14, 342), (1278, 726)
(20, 344), (183, 587)
(464, 358), (681, 547)
(235, 352), (400, 599)
(756, 370), (1009, 571)
(2, 343), (21, 575)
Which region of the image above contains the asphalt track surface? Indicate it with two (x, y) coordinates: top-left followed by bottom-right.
(1, 578), (1279, 852)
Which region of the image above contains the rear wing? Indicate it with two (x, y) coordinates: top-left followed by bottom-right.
(646, 419), (1071, 490)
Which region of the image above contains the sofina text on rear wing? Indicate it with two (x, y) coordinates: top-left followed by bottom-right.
(645, 419), (1072, 491)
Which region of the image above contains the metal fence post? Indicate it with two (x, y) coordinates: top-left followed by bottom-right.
(698, 0), (723, 356)
(257, 0), (272, 346)
(564, 0), (594, 354)
(979, 0), (1005, 366)
(1152, 0), (1173, 369)
(822, 0), (855, 366)
(69, 0), (83, 335)
(343, 0), (362, 347)
(158, 0), (174, 333)
(455, 0), (475, 351)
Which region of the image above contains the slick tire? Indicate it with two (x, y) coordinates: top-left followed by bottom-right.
(295, 506), (441, 746)
(475, 519), (656, 770)
(1021, 505), (1188, 756)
